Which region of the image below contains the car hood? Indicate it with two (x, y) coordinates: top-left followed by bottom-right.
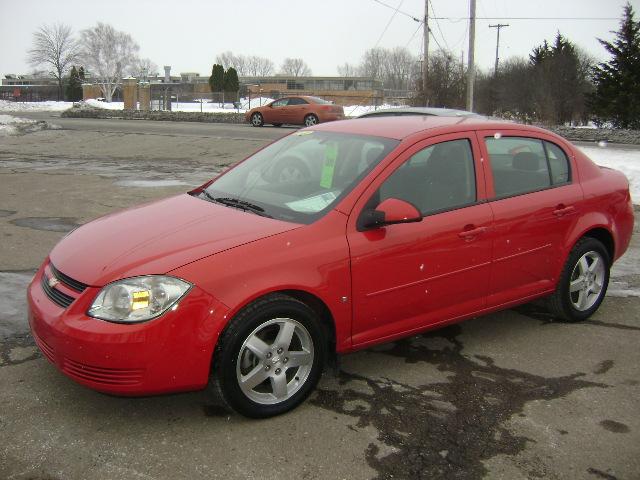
(49, 194), (299, 286)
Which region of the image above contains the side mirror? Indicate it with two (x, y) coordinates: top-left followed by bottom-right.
(359, 198), (422, 230)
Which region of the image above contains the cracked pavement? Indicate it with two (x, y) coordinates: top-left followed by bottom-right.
(0, 116), (638, 480)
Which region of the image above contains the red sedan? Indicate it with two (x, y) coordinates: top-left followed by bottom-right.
(245, 95), (345, 127)
(28, 116), (634, 418)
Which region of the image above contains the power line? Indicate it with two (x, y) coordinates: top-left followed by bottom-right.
(405, 22), (423, 48)
(432, 16), (619, 21)
(374, 0), (405, 48)
(428, 0), (451, 52)
(371, 0), (422, 23)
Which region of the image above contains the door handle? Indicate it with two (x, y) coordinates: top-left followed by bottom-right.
(553, 204), (575, 217)
(458, 226), (487, 240)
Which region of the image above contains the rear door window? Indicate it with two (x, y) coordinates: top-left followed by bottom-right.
(485, 136), (551, 198)
(287, 98), (309, 105)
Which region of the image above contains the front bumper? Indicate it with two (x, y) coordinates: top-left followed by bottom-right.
(28, 261), (230, 395)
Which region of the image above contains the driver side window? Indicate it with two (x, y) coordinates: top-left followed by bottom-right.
(271, 98), (289, 107)
(378, 139), (477, 216)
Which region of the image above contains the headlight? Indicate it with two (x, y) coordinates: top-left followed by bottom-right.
(88, 276), (192, 323)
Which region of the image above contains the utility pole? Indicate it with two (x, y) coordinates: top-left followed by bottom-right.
(489, 23), (509, 76)
(466, 0), (476, 112)
(423, 0), (429, 106)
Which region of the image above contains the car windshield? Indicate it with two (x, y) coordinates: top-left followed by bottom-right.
(201, 131), (399, 224)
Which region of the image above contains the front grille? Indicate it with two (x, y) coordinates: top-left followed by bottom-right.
(41, 274), (75, 308)
(50, 264), (88, 293)
(62, 358), (144, 386)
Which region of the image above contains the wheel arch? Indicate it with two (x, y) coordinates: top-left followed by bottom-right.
(220, 288), (338, 358)
(581, 227), (615, 262)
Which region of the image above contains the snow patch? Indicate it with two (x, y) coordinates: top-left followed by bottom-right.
(0, 99), (73, 112)
(0, 114), (60, 136)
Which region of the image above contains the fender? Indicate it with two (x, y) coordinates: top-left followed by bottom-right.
(170, 209), (353, 353)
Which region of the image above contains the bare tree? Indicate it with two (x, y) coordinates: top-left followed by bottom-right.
(27, 23), (79, 101)
(360, 48), (388, 80)
(130, 57), (158, 81)
(216, 51), (243, 72)
(337, 62), (359, 77)
(246, 56), (275, 76)
(280, 58), (312, 77)
(383, 47), (416, 90)
(79, 23), (140, 102)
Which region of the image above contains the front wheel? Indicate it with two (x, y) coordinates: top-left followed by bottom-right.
(547, 237), (610, 322)
(211, 294), (326, 418)
(250, 112), (264, 127)
(304, 114), (319, 127)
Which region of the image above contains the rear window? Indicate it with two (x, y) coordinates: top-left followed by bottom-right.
(544, 141), (571, 184)
(309, 96), (332, 104)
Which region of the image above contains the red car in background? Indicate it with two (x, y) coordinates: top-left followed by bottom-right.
(245, 95), (345, 127)
(28, 116), (634, 418)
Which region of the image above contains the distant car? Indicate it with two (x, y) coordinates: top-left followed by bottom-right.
(245, 96), (345, 127)
(28, 116), (634, 418)
(358, 106), (484, 119)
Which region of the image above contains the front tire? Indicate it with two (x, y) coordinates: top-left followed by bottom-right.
(304, 114), (319, 127)
(212, 294), (326, 418)
(250, 112), (264, 127)
(547, 237), (610, 322)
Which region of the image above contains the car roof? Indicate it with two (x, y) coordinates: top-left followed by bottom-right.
(309, 115), (531, 140)
(358, 106), (484, 118)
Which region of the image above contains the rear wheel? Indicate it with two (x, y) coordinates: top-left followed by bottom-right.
(547, 237), (610, 322)
(250, 112), (264, 127)
(304, 114), (319, 127)
(211, 294), (326, 418)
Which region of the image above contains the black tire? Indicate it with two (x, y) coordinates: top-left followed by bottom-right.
(304, 114), (319, 127)
(547, 237), (610, 322)
(211, 294), (326, 418)
(272, 123), (283, 127)
(250, 112), (264, 127)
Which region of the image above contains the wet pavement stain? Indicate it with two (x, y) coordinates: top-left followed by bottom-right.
(587, 467), (619, 480)
(312, 325), (607, 480)
(10, 217), (81, 233)
(593, 360), (615, 375)
(0, 333), (38, 367)
(598, 420), (630, 433)
(0, 209), (16, 217)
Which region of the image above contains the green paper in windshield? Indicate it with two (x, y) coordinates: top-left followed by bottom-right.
(320, 143), (338, 189)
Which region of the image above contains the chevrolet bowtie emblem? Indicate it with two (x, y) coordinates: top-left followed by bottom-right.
(48, 276), (60, 288)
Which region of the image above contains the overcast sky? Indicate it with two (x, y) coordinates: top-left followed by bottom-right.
(0, 0), (637, 79)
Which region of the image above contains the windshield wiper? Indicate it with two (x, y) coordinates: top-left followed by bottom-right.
(202, 192), (272, 217)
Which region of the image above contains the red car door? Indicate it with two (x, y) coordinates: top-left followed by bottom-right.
(286, 97), (310, 124)
(347, 133), (493, 348)
(477, 129), (584, 307)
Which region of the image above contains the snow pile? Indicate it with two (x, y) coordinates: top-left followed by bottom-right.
(83, 99), (124, 110)
(0, 100), (73, 112)
(579, 144), (640, 204)
(0, 114), (60, 135)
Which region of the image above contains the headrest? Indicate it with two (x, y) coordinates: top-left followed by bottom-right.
(512, 152), (541, 171)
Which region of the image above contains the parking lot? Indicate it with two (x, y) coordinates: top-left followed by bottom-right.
(1, 116), (639, 480)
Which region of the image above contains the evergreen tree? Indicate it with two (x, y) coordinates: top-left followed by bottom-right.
(209, 64), (224, 93)
(224, 67), (239, 93)
(65, 66), (83, 101)
(591, 3), (640, 128)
